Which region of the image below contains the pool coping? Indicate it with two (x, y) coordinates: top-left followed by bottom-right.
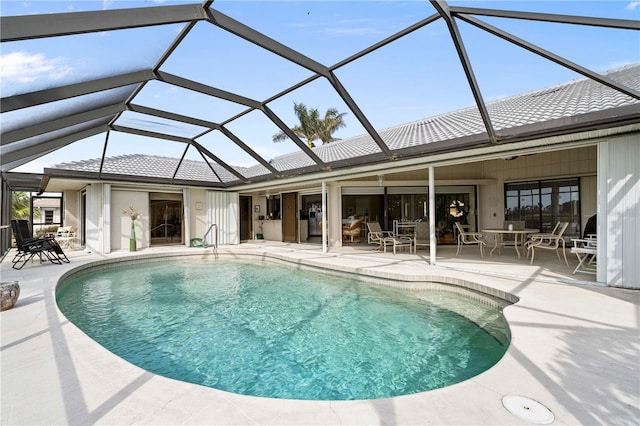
(2, 244), (639, 425)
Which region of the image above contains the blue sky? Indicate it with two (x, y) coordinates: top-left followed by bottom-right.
(1, 0), (639, 173)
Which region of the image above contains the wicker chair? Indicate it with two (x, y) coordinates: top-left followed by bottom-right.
(342, 220), (362, 243)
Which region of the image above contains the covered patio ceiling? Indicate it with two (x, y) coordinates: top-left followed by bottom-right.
(1, 1), (639, 192)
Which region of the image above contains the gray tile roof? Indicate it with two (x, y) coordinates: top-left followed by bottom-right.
(52, 64), (639, 185)
(246, 64), (639, 174)
(51, 154), (249, 184)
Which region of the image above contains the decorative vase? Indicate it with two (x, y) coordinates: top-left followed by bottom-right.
(1, 281), (20, 311)
(130, 221), (137, 252)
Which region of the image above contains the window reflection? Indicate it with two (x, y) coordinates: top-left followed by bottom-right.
(505, 178), (581, 239)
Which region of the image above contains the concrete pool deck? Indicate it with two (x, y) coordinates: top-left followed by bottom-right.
(1, 243), (639, 425)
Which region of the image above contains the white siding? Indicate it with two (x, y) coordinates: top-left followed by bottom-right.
(85, 183), (107, 254)
(598, 135), (640, 288)
(206, 191), (240, 246)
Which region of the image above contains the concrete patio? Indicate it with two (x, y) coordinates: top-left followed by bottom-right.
(1, 243), (638, 425)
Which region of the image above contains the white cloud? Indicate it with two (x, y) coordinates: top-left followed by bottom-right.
(625, 2), (639, 10)
(1, 51), (72, 84)
(324, 27), (381, 37)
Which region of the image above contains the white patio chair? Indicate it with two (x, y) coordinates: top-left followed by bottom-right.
(55, 226), (72, 249)
(570, 236), (597, 274)
(366, 222), (412, 254)
(454, 222), (485, 257)
(525, 222), (570, 267)
(366, 222), (393, 251)
(386, 234), (413, 255)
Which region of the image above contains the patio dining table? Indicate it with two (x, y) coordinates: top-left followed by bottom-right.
(482, 228), (539, 259)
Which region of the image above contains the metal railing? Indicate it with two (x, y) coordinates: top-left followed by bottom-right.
(203, 224), (218, 248)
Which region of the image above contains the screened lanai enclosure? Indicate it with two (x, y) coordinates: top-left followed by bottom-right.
(1, 1), (639, 287)
(2, 1), (638, 183)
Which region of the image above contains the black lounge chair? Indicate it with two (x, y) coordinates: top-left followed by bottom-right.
(11, 220), (69, 269)
(20, 220), (70, 264)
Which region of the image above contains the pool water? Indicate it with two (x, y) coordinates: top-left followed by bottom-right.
(56, 259), (509, 400)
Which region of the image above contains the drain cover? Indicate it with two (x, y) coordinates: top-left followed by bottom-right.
(502, 395), (554, 424)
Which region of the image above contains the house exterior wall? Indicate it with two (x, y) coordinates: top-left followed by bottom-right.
(478, 146), (597, 231)
(64, 142), (639, 288)
(252, 194), (267, 239)
(111, 190), (149, 251)
(63, 190), (80, 228)
(189, 188), (208, 245)
(81, 185), (209, 253)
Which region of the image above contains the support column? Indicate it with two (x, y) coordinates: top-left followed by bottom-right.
(183, 188), (190, 247)
(429, 166), (436, 265)
(322, 181), (327, 253)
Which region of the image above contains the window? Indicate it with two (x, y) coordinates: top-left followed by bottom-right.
(505, 178), (581, 239)
(266, 195), (281, 220)
(44, 209), (54, 224)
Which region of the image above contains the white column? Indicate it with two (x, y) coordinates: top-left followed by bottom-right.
(183, 188), (190, 247)
(597, 142), (607, 285)
(322, 181), (327, 253)
(102, 183), (111, 254)
(429, 166), (436, 265)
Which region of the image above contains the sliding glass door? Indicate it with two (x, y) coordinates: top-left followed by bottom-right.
(505, 178), (580, 239)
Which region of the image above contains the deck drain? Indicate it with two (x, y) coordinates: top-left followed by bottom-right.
(502, 395), (554, 424)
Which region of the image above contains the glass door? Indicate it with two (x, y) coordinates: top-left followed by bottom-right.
(150, 193), (183, 245)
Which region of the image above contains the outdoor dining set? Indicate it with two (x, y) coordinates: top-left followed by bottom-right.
(359, 218), (596, 274)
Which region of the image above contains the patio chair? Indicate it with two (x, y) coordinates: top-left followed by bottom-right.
(19, 220), (69, 263)
(413, 221), (430, 252)
(583, 214), (597, 239)
(454, 222), (485, 257)
(342, 220), (362, 243)
(366, 222), (394, 251)
(55, 226), (79, 249)
(10, 220), (65, 270)
(387, 234), (413, 254)
(570, 236), (597, 274)
(525, 222), (569, 267)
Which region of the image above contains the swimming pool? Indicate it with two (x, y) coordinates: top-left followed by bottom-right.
(56, 257), (510, 400)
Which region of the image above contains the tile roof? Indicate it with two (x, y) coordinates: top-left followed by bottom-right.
(52, 64), (639, 185)
(51, 154), (249, 184)
(246, 63), (640, 175)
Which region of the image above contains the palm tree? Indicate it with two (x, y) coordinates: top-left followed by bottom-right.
(272, 103), (347, 148)
(316, 107), (347, 144)
(12, 191), (32, 220)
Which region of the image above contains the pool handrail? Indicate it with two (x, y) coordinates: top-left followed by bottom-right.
(203, 224), (218, 248)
